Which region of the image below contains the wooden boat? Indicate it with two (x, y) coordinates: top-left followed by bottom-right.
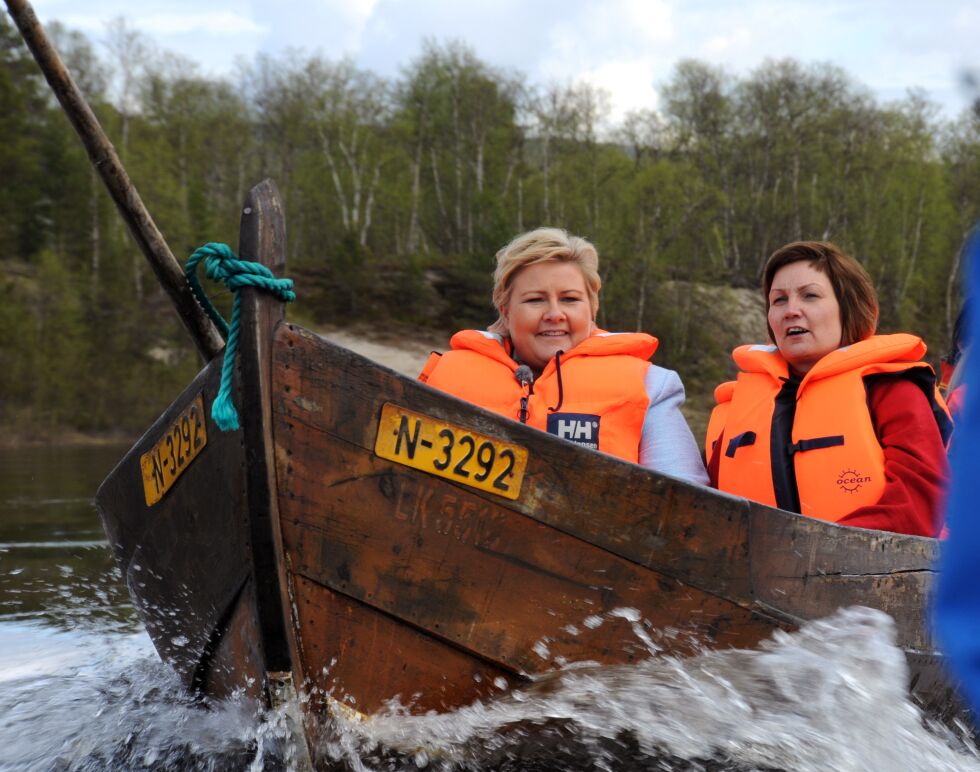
(93, 181), (966, 765)
(0, 0), (960, 762)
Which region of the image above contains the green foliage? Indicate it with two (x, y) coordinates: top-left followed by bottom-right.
(1, 23), (978, 439)
(24, 250), (86, 427)
(0, 14), (45, 260)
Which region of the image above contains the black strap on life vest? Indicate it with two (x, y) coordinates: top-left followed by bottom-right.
(547, 350), (565, 412)
(788, 435), (845, 455)
(725, 431), (757, 458)
(770, 377), (802, 513)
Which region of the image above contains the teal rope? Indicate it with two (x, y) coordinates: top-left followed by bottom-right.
(185, 242), (296, 432)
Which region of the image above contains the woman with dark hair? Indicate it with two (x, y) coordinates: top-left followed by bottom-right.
(705, 241), (952, 536)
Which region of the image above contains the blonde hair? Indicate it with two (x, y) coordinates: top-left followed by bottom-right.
(487, 227), (601, 333)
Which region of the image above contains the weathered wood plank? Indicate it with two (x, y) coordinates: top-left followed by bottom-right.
(200, 577), (266, 701)
(748, 513), (934, 649)
(292, 576), (517, 714)
(237, 179), (293, 681)
(95, 358), (261, 694)
(279, 441), (781, 671)
(272, 324), (756, 596)
(273, 338), (786, 708)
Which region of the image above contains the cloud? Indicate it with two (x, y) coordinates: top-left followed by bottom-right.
(700, 27), (755, 58)
(44, 8), (264, 38)
(621, 0), (674, 43)
(338, 0), (382, 23)
(290, 0), (382, 54)
(27, 0), (977, 119)
(579, 58), (661, 126)
(138, 12), (265, 36)
(542, 0), (673, 68)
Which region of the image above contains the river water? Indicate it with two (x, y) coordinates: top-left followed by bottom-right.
(2, 444), (979, 771)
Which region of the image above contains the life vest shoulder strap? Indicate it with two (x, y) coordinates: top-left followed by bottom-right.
(418, 351), (442, 383)
(705, 385), (735, 468)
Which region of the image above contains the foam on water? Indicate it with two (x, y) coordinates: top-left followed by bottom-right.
(0, 622), (278, 771)
(320, 607), (980, 771)
(2, 589), (978, 770)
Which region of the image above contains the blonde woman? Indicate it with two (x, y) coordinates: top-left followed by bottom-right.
(420, 228), (707, 485)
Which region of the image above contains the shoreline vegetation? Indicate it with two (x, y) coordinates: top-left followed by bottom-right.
(0, 323), (450, 449)
(2, 16), (976, 451)
(0, 318), (723, 449)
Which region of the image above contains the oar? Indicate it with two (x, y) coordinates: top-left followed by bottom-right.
(4, 0), (225, 361)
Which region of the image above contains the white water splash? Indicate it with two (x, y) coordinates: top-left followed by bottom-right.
(2, 604), (977, 771)
(0, 623), (271, 771)
(324, 607), (979, 771)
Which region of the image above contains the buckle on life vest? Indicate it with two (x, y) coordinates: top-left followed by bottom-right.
(787, 435), (845, 456)
(725, 431), (757, 458)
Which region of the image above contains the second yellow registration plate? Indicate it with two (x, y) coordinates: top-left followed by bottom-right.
(140, 394), (207, 506)
(374, 403), (528, 499)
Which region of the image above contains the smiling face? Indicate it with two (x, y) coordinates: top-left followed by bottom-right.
(502, 261), (594, 375)
(767, 261), (843, 375)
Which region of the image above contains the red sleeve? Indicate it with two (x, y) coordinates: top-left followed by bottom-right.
(836, 377), (948, 537)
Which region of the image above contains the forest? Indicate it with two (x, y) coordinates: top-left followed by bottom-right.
(1, 13), (979, 440)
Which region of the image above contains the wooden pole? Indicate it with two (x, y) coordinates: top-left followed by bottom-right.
(4, 0), (225, 361)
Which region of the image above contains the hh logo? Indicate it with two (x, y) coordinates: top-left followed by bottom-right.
(837, 468), (872, 494)
(547, 412), (600, 450)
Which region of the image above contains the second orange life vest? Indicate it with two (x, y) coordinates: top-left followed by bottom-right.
(706, 334), (951, 522)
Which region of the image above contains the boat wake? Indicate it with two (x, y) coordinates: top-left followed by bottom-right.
(320, 606), (980, 772)
(1, 604), (977, 771)
(0, 622), (272, 771)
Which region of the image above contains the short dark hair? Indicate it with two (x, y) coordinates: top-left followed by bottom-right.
(763, 241), (878, 346)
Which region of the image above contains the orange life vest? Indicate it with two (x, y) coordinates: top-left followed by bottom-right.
(419, 329), (657, 463)
(706, 334), (951, 522)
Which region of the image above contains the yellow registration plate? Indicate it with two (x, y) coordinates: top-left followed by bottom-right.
(374, 403), (528, 500)
(140, 394), (208, 506)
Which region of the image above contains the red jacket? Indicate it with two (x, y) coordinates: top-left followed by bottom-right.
(837, 377), (950, 536)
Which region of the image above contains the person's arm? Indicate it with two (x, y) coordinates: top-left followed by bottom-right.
(639, 366), (709, 485)
(836, 376), (948, 537)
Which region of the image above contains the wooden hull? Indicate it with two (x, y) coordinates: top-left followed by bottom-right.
(95, 182), (969, 765)
(97, 357), (268, 702)
(271, 323), (952, 715)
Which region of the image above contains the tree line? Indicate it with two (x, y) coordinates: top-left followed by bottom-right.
(1, 13), (978, 438)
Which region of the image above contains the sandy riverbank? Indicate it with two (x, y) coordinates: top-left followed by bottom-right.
(314, 324), (450, 378)
(4, 325), (713, 446)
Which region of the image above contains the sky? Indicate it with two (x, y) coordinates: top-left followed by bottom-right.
(24, 0), (980, 125)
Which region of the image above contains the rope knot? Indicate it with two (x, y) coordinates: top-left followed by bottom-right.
(185, 242), (296, 432)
